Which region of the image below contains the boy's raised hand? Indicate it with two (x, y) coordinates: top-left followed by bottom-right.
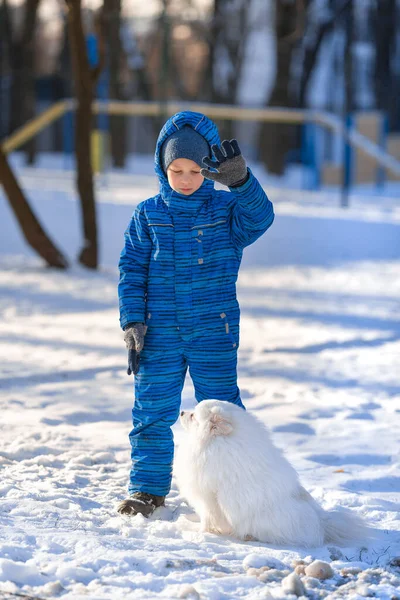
(201, 139), (249, 188)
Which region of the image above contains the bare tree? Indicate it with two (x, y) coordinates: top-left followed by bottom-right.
(343, 0), (354, 113)
(388, 0), (400, 131)
(205, 0), (247, 105)
(0, 147), (68, 268)
(0, 2), (11, 139)
(4, 0), (41, 164)
(374, 0), (397, 122)
(120, 21), (153, 102)
(297, 0), (351, 108)
(65, 0), (106, 269)
(259, 0), (306, 175)
(103, 0), (126, 167)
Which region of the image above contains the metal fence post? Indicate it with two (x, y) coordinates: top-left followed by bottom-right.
(341, 113), (352, 208)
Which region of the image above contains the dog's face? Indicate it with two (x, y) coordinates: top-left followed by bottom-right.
(180, 400), (239, 442)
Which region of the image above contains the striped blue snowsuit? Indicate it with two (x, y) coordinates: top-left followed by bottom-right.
(118, 111), (274, 496)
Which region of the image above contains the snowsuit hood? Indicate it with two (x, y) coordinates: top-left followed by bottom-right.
(154, 111), (220, 212)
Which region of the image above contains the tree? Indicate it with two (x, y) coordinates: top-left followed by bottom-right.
(103, 0), (126, 167)
(3, 0), (41, 164)
(0, 147), (68, 268)
(205, 0), (247, 105)
(296, 0), (352, 109)
(65, 0), (105, 269)
(374, 0), (397, 125)
(259, 0), (306, 175)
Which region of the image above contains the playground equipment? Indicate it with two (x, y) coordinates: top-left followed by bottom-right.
(2, 100), (400, 200)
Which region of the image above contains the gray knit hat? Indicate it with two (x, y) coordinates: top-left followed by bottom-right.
(160, 126), (210, 173)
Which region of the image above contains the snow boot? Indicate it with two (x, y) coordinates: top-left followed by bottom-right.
(117, 492), (165, 517)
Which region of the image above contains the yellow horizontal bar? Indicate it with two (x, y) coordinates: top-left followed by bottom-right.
(92, 100), (310, 124)
(2, 98), (400, 177)
(1, 100), (73, 154)
(0, 100), (313, 155)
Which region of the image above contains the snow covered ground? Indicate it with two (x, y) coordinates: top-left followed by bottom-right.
(0, 166), (399, 599)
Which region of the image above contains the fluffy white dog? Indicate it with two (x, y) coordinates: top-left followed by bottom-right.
(174, 400), (368, 547)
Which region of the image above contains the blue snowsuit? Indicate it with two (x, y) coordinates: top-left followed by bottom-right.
(118, 111), (274, 496)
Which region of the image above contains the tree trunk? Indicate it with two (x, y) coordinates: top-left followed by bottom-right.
(388, 1), (400, 131)
(374, 0), (396, 118)
(65, 0), (99, 269)
(259, 0), (303, 175)
(8, 0), (41, 164)
(0, 147), (68, 268)
(104, 0), (126, 167)
(297, 1), (351, 108)
(0, 1), (12, 138)
(203, 0), (247, 140)
(22, 0), (40, 164)
(204, 0), (224, 105)
(343, 1), (354, 112)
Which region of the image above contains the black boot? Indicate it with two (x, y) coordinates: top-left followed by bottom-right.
(117, 492), (165, 517)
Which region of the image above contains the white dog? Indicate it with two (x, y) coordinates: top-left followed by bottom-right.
(174, 400), (368, 547)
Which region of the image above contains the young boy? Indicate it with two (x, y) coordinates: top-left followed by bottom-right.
(117, 111), (274, 517)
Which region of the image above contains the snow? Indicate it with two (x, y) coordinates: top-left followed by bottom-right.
(0, 164), (399, 599)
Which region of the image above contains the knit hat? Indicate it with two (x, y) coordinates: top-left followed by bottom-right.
(160, 126), (210, 173)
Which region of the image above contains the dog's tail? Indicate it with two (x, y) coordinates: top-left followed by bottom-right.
(322, 508), (369, 546)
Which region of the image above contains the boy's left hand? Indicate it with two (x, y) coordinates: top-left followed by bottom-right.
(127, 348), (140, 376)
(201, 139), (249, 188)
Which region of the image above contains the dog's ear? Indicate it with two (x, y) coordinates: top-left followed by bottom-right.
(209, 412), (233, 436)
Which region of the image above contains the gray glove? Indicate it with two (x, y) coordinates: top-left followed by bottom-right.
(123, 323), (145, 352)
(201, 139), (248, 187)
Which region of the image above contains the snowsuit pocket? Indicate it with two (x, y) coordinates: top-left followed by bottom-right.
(220, 312), (237, 348)
(192, 220), (227, 266)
